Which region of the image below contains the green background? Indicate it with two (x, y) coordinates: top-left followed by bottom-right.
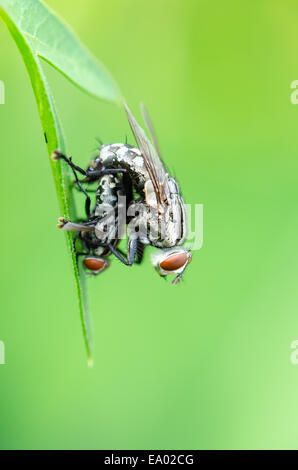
(0, 0), (298, 449)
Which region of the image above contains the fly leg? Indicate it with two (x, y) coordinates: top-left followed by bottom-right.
(85, 168), (127, 178)
(56, 217), (96, 232)
(107, 237), (139, 266)
(71, 230), (102, 273)
(135, 240), (145, 264)
(73, 187), (97, 193)
(51, 150), (87, 175)
(52, 150), (127, 180)
(122, 173), (133, 209)
(171, 260), (191, 285)
(72, 168), (92, 217)
(72, 230), (91, 252)
(72, 233), (107, 276)
(52, 150), (127, 217)
(72, 185), (97, 218)
(72, 231), (81, 253)
(52, 150), (92, 216)
(172, 272), (184, 285)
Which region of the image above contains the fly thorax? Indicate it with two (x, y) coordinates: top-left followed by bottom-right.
(100, 144), (149, 193)
(117, 145), (149, 192)
(99, 143), (124, 166)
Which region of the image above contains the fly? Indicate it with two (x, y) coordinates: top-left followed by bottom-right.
(52, 150), (135, 275)
(96, 103), (192, 284)
(52, 102), (192, 284)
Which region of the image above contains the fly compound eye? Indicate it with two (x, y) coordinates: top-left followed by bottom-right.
(84, 257), (109, 275)
(160, 252), (188, 272)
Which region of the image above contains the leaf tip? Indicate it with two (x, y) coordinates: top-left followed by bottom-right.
(88, 357), (94, 368)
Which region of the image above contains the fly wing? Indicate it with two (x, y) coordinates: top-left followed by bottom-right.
(140, 102), (163, 159)
(124, 102), (169, 206)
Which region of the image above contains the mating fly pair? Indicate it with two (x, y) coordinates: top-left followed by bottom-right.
(52, 104), (192, 284)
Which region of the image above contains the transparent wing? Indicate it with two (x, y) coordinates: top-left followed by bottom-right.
(124, 102), (169, 206)
(140, 102), (163, 159)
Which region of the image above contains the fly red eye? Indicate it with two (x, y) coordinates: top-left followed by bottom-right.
(160, 252), (188, 271)
(84, 257), (106, 272)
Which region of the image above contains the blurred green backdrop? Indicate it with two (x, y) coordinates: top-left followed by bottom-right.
(1, 0), (298, 449)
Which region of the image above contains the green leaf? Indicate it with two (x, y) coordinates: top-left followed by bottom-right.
(0, 0), (121, 365)
(0, 0), (121, 102)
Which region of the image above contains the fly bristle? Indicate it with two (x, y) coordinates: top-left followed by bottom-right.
(91, 150), (100, 159)
(95, 136), (103, 146)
